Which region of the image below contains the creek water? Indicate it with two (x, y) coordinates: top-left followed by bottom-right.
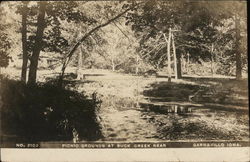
(137, 102), (249, 140)
(67, 73), (249, 141)
(100, 100), (249, 141)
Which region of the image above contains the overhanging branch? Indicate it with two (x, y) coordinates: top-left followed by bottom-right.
(59, 4), (140, 77)
(58, 1), (148, 86)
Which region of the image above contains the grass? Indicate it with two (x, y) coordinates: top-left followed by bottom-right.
(61, 69), (249, 141)
(1, 67), (249, 141)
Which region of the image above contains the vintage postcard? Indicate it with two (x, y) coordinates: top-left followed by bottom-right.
(0, 0), (249, 161)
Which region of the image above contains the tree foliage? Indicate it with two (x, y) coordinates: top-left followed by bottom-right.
(0, 4), (12, 68)
(125, 0), (247, 76)
(0, 1), (247, 79)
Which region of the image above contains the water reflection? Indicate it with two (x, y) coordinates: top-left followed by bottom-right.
(139, 102), (249, 140)
(140, 103), (192, 115)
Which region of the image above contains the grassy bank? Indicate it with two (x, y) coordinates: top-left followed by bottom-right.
(65, 69), (249, 141)
(1, 68), (248, 141)
(0, 77), (103, 142)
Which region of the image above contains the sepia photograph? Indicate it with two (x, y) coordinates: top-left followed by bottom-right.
(0, 0), (249, 161)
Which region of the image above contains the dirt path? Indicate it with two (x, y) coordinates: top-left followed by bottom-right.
(74, 70), (160, 141)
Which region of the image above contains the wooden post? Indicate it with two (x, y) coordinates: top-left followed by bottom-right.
(172, 33), (178, 79)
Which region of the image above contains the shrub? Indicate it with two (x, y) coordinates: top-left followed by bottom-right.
(0, 77), (102, 142)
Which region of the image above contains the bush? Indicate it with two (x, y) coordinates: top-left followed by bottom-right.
(0, 77), (102, 142)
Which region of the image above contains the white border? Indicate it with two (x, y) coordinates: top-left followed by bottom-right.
(1, 147), (250, 162)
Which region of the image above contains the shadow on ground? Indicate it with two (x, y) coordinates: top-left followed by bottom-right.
(143, 81), (203, 102)
(144, 77), (248, 107)
(0, 77), (103, 143)
(139, 77), (249, 140)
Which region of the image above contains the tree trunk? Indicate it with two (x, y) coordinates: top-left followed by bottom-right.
(187, 52), (190, 74)
(167, 29), (171, 82)
(111, 58), (115, 72)
(211, 43), (214, 77)
(27, 1), (46, 85)
(181, 54), (185, 74)
(176, 52), (182, 79)
(235, 16), (242, 80)
(163, 29), (172, 82)
(76, 46), (83, 80)
(58, 5), (137, 85)
(21, 2), (29, 83)
(135, 54), (139, 75)
(172, 33), (180, 79)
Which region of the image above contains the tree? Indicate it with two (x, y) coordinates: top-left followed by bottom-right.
(235, 15), (243, 79)
(201, 1), (247, 79)
(27, 1), (47, 85)
(14, 1), (95, 84)
(0, 3), (12, 72)
(58, 2), (142, 85)
(0, 32), (11, 71)
(0, 30), (11, 70)
(93, 22), (139, 72)
(125, 0), (194, 79)
(1, 1), (142, 84)
(20, 2), (29, 82)
(125, 0), (247, 79)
